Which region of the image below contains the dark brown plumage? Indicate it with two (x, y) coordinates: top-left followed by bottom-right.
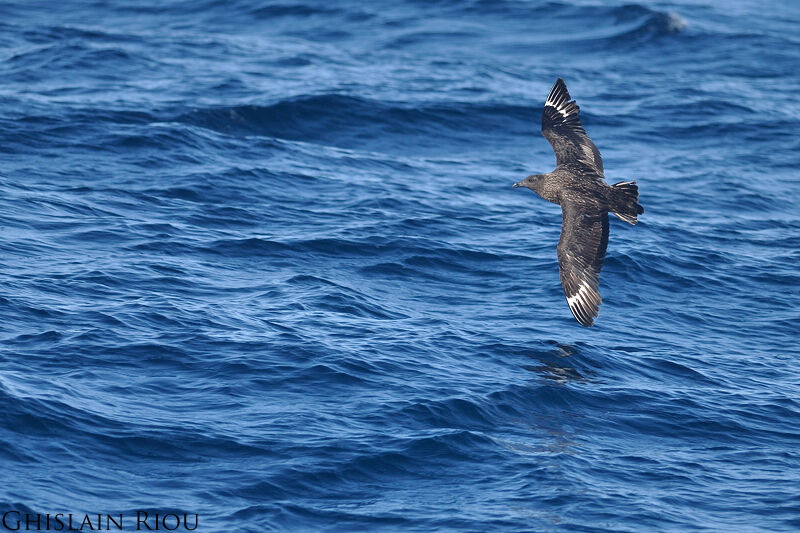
(513, 78), (644, 326)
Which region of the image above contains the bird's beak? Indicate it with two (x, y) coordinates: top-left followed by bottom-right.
(512, 182), (521, 188)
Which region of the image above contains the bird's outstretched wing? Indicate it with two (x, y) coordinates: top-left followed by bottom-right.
(541, 78), (604, 175)
(557, 201), (609, 326)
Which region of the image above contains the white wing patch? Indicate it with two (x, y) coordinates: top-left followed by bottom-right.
(545, 96), (572, 119)
(565, 280), (601, 326)
(567, 282), (599, 308)
(567, 283), (589, 307)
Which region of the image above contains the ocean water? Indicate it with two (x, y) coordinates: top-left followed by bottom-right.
(1, 0), (799, 531)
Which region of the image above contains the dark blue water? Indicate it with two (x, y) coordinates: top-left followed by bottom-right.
(1, 0), (799, 531)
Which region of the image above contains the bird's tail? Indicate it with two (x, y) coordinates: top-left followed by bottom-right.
(610, 181), (644, 225)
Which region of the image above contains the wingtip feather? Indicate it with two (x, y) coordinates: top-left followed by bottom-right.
(547, 78), (571, 105)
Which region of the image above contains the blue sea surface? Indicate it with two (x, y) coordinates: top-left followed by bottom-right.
(1, 0), (799, 531)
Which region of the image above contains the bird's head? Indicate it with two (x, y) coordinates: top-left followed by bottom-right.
(512, 174), (543, 192)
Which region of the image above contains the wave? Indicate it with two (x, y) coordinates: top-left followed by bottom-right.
(602, 5), (687, 44)
(474, 3), (689, 54)
(174, 94), (544, 148)
(2, 1), (799, 531)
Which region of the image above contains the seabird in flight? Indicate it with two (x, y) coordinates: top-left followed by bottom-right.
(513, 78), (644, 327)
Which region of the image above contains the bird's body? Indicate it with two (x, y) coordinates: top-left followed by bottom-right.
(513, 78), (643, 327)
